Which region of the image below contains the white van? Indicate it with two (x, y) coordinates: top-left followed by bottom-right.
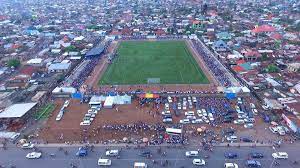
(98, 158), (111, 166)
(134, 162), (147, 168)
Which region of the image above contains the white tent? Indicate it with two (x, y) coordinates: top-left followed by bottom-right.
(104, 96), (114, 108)
(89, 96), (102, 106)
(122, 94), (131, 104)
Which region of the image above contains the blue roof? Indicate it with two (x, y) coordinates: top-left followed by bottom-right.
(213, 40), (227, 48)
(85, 45), (105, 57)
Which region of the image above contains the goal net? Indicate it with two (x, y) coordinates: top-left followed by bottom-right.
(147, 78), (160, 84)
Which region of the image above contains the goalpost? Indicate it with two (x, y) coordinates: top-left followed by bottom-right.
(147, 78), (160, 84)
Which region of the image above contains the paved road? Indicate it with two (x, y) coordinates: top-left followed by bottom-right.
(0, 145), (299, 168)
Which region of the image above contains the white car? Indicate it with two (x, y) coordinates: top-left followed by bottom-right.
(165, 103), (170, 110)
(185, 151), (199, 157)
(22, 143), (34, 149)
(177, 103), (182, 110)
(250, 103), (256, 109)
(26, 152), (42, 159)
(226, 135), (238, 142)
(167, 96), (173, 103)
(224, 162), (238, 168)
(185, 111), (195, 116)
(63, 100), (70, 107)
(269, 126), (278, 134)
(252, 109), (258, 115)
(105, 150), (119, 156)
(180, 119), (190, 124)
(192, 119), (203, 124)
(202, 117), (210, 123)
(272, 152), (288, 159)
(186, 115), (196, 120)
(162, 111), (171, 115)
(233, 119), (245, 125)
(244, 123), (254, 128)
(197, 110), (202, 117)
(192, 97), (197, 103)
(193, 158), (206, 166)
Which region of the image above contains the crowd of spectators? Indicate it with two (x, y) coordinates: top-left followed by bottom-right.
(192, 40), (233, 87)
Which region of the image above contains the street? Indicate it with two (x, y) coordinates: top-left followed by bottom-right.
(0, 145), (299, 168)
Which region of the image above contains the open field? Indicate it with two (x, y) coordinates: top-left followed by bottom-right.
(99, 40), (209, 85)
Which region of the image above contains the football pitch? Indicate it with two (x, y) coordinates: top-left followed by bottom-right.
(99, 40), (209, 85)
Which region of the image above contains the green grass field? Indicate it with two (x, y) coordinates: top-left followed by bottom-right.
(34, 103), (55, 120)
(99, 41), (209, 85)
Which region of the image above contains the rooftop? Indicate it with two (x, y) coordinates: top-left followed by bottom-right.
(0, 102), (37, 118)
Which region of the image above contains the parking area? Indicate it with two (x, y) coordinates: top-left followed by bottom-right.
(38, 95), (294, 145)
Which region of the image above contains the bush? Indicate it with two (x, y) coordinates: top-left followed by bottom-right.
(7, 59), (21, 68)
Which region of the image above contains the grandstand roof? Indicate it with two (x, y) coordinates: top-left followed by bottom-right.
(85, 44), (105, 57)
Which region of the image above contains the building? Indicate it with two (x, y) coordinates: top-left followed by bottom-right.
(85, 44), (105, 58)
(212, 40), (228, 52)
(48, 62), (71, 73)
(0, 102), (37, 119)
(287, 63), (300, 73)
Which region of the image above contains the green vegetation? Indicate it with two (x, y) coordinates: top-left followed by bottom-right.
(64, 45), (77, 52)
(7, 59), (21, 68)
(34, 103), (56, 120)
(99, 41), (209, 85)
(265, 64), (280, 73)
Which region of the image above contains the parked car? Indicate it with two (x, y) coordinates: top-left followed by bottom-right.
(98, 158), (112, 166)
(185, 151), (199, 157)
(245, 160), (261, 167)
(192, 158), (206, 166)
(22, 143), (34, 149)
(163, 118), (173, 123)
(244, 123), (254, 128)
(186, 115), (196, 120)
(249, 152), (263, 159)
(177, 103), (182, 110)
(224, 163), (238, 168)
(250, 103), (256, 109)
(180, 119), (190, 124)
(224, 152), (238, 159)
(26, 152), (42, 159)
(233, 119), (245, 125)
(162, 111), (171, 115)
(272, 152), (288, 159)
(241, 137), (253, 142)
(192, 119), (203, 124)
(185, 111), (195, 116)
(226, 135), (238, 142)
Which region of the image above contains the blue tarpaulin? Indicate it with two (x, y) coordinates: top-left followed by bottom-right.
(72, 92), (83, 99)
(226, 93), (236, 99)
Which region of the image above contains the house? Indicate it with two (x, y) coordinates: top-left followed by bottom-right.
(47, 62), (71, 73)
(27, 58), (43, 66)
(251, 25), (276, 34)
(241, 49), (261, 61)
(287, 63), (300, 72)
(212, 40), (228, 52)
(216, 32), (232, 40)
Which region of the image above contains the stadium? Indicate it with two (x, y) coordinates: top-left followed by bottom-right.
(92, 38), (221, 92)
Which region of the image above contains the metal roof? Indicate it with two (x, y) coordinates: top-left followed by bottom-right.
(0, 103), (37, 118)
(85, 44), (104, 57)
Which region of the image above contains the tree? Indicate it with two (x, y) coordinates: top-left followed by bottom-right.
(64, 45), (77, 52)
(261, 53), (268, 61)
(7, 59), (21, 68)
(266, 64), (279, 73)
